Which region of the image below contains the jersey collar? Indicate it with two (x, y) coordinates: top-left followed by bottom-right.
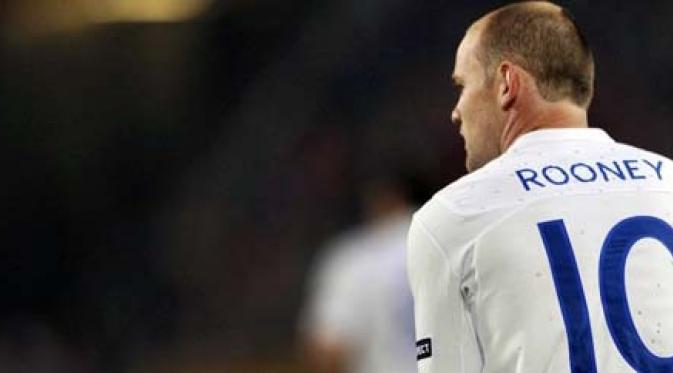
(506, 127), (614, 153)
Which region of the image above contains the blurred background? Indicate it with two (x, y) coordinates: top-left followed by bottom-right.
(2, 0), (673, 372)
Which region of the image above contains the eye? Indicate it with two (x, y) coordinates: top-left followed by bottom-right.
(451, 83), (464, 102)
(450, 76), (464, 101)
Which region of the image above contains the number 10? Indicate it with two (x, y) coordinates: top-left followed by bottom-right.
(538, 216), (673, 372)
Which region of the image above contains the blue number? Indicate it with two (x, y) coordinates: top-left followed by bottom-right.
(538, 220), (597, 373)
(538, 216), (673, 373)
(600, 216), (673, 372)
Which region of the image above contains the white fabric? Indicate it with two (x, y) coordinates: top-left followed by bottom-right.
(408, 128), (673, 373)
(301, 212), (417, 373)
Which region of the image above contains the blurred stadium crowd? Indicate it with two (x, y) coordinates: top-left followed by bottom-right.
(2, 0), (673, 372)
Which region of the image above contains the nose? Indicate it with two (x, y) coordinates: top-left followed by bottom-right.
(451, 108), (461, 126)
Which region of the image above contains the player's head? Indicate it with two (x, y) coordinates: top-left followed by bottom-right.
(451, 1), (594, 172)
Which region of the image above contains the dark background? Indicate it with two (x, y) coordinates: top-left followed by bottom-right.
(1, 0), (672, 371)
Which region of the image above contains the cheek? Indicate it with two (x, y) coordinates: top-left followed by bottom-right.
(462, 86), (487, 112)
(464, 91), (499, 142)
(473, 90), (498, 121)
(460, 90), (485, 126)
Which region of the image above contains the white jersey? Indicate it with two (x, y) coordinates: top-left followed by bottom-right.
(407, 128), (673, 373)
(300, 212), (417, 373)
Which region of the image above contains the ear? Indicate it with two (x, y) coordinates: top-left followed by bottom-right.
(497, 62), (518, 110)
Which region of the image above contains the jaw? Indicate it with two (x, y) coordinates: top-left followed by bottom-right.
(466, 126), (506, 172)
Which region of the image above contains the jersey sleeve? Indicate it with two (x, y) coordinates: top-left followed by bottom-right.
(407, 216), (482, 373)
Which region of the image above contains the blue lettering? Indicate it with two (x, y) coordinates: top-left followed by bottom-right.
(623, 160), (646, 180)
(596, 161), (626, 182)
(517, 159), (664, 192)
(542, 165), (570, 185)
(642, 159), (664, 180)
(570, 163), (598, 183)
(516, 169), (545, 191)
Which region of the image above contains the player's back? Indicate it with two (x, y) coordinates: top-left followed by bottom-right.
(409, 128), (673, 372)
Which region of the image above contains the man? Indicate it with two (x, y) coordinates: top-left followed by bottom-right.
(407, 2), (673, 373)
(299, 177), (417, 373)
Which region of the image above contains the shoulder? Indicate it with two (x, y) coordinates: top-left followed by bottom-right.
(593, 140), (673, 189)
(410, 156), (522, 262)
(414, 152), (524, 225)
(617, 141), (673, 166)
(313, 216), (410, 278)
(309, 227), (372, 284)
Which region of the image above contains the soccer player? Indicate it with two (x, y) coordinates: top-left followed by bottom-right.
(299, 177), (417, 373)
(407, 2), (673, 373)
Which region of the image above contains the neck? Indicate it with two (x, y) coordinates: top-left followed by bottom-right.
(499, 100), (588, 152)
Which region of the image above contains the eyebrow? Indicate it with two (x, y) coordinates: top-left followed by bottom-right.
(451, 75), (463, 86)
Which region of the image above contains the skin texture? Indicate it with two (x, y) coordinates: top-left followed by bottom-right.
(451, 24), (506, 172)
(451, 2), (589, 172)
